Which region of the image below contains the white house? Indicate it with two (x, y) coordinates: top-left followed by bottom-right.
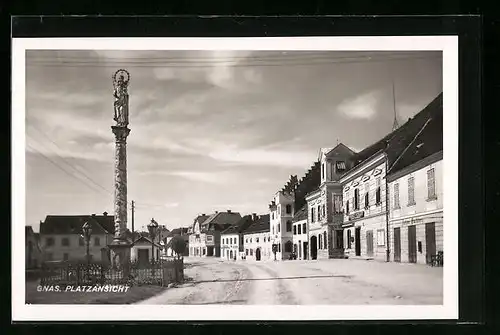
(130, 236), (162, 265)
(221, 214), (256, 260)
(386, 99), (443, 264)
(292, 206), (309, 260)
(242, 214), (271, 261)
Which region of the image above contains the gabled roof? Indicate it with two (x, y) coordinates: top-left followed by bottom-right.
(131, 235), (162, 248)
(388, 96), (443, 175)
(40, 214), (115, 235)
(292, 205), (308, 222)
(243, 214), (270, 234)
(346, 93), (443, 175)
(222, 214), (259, 235)
(167, 227), (189, 237)
(324, 143), (357, 157)
(201, 211), (242, 232)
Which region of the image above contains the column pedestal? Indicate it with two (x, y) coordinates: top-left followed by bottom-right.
(109, 239), (131, 278)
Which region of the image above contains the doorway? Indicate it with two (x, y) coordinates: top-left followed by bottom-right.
(138, 249), (149, 268)
(355, 227), (361, 256)
(408, 225), (417, 263)
(310, 236), (318, 260)
(336, 230), (344, 249)
(394, 227), (401, 262)
(256, 248), (261, 261)
(303, 242), (308, 260)
(425, 222), (436, 264)
(229, 250), (233, 260)
(366, 230), (374, 257)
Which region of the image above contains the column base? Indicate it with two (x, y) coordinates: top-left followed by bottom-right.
(109, 239), (132, 278)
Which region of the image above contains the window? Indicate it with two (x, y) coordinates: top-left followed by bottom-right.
(284, 241), (293, 252)
(319, 235), (323, 249)
(293, 225), (297, 235)
(347, 230), (352, 249)
(79, 237), (84, 246)
(63, 253), (69, 261)
(322, 204), (325, 218)
(323, 232), (327, 249)
(346, 200), (350, 214)
(427, 168), (436, 199)
(286, 220), (292, 232)
(376, 177), (381, 205)
(94, 237), (100, 246)
(298, 224), (302, 235)
(354, 188), (360, 210)
(278, 243), (281, 252)
(250, 238), (252, 243)
(61, 237), (70, 247)
(272, 225), (274, 235)
(408, 176), (415, 205)
(278, 224), (280, 233)
(322, 163), (325, 180)
(246, 249), (249, 255)
(393, 183), (400, 209)
(333, 194), (342, 214)
(250, 249), (253, 256)
(256, 237), (259, 243)
(302, 223), (306, 233)
(311, 208), (315, 222)
(364, 183), (370, 208)
(272, 212), (274, 220)
(336, 161), (346, 173)
(286, 204), (292, 214)
(317, 205), (321, 221)
(377, 229), (385, 246)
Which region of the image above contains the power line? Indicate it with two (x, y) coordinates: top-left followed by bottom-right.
(26, 55), (441, 69)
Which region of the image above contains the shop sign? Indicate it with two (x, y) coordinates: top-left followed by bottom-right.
(348, 211), (365, 221)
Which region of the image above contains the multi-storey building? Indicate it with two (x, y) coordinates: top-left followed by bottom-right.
(221, 214), (256, 260)
(306, 145), (356, 259)
(25, 225), (42, 269)
(386, 96), (443, 264)
(39, 212), (115, 263)
(292, 206), (309, 260)
(340, 93), (443, 262)
(188, 210), (242, 257)
(243, 214), (271, 261)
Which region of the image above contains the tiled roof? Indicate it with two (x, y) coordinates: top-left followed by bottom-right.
(131, 235), (162, 248)
(294, 161), (321, 211)
(201, 211), (242, 232)
(40, 214), (115, 235)
(167, 227), (189, 237)
(388, 95), (443, 175)
(243, 214), (270, 234)
(222, 214), (261, 235)
(348, 93), (443, 173)
(292, 205), (308, 222)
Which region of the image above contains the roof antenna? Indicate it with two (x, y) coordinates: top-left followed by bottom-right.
(392, 78), (400, 131)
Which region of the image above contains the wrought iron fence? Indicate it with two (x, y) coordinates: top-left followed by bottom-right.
(40, 258), (184, 287)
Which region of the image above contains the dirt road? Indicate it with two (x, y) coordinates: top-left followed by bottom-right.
(138, 257), (443, 305)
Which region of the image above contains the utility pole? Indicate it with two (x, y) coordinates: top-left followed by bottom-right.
(131, 200), (135, 234)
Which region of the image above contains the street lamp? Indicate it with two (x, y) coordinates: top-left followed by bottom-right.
(147, 218), (159, 263)
(82, 221), (93, 264)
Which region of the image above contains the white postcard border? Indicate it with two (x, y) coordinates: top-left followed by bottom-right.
(12, 36), (458, 321)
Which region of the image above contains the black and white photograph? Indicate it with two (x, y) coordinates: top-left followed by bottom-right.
(12, 36), (458, 321)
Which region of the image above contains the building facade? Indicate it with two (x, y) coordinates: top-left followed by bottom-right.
(340, 153), (389, 261)
(243, 214), (271, 261)
(26, 226), (42, 269)
(130, 236), (162, 265)
(306, 145), (356, 260)
(386, 100), (443, 264)
(188, 210), (242, 257)
(292, 206), (309, 260)
(39, 213), (115, 263)
(269, 187), (295, 260)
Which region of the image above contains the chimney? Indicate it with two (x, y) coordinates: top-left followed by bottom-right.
(227, 209), (232, 213)
(103, 211), (108, 216)
(91, 214), (96, 217)
(202, 213), (205, 216)
(252, 213), (257, 221)
(215, 211), (218, 213)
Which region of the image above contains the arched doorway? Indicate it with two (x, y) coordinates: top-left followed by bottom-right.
(230, 250), (233, 260)
(255, 248), (261, 261)
(310, 235), (318, 260)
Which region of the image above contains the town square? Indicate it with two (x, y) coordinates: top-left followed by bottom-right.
(21, 46), (445, 307)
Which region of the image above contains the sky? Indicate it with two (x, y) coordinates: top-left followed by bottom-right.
(25, 50), (443, 232)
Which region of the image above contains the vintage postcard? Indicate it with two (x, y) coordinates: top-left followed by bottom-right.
(12, 36), (458, 321)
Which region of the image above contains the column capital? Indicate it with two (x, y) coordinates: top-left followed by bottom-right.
(112, 126), (131, 142)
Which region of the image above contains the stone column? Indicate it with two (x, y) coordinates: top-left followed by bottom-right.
(109, 126), (131, 271)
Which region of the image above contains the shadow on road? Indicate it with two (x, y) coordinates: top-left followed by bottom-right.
(186, 274), (352, 285)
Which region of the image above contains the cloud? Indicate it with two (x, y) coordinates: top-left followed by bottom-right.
(208, 147), (316, 168)
(337, 91), (382, 120)
(139, 170), (226, 184)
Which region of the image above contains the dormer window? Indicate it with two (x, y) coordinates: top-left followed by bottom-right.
(321, 163), (325, 180)
(336, 161), (346, 173)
